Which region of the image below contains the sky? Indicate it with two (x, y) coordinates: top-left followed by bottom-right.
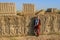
(0, 0), (60, 11)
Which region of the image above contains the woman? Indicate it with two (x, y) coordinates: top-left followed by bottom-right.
(34, 16), (41, 36)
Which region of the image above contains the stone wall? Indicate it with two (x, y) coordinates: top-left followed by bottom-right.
(0, 3), (16, 14)
(0, 14), (60, 37)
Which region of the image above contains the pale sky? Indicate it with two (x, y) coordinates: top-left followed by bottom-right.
(0, 0), (60, 11)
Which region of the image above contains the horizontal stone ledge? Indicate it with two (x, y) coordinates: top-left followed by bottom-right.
(0, 35), (60, 40)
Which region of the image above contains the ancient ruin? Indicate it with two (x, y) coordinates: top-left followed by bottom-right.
(0, 3), (60, 40)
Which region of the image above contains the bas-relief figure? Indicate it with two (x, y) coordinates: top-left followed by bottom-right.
(0, 14), (60, 36)
(0, 3), (60, 37)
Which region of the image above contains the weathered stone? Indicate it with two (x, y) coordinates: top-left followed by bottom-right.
(0, 14), (60, 36)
